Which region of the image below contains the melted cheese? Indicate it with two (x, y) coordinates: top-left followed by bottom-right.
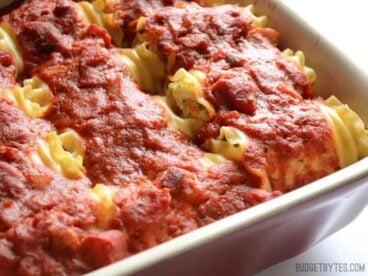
(168, 68), (215, 122)
(118, 43), (165, 93)
(266, 149), (326, 192)
(31, 130), (85, 179)
(78, 0), (123, 45)
(2, 77), (53, 118)
(321, 96), (368, 168)
(282, 48), (316, 84)
(90, 184), (117, 229)
(0, 22), (23, 73)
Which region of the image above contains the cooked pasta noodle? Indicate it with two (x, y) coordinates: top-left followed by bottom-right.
(205, 126), (249, 161)
(90, 184), (117, 229)
(249, 166), (271, 191)
(31, 129), (85, 179)
(0, 22), (23, 73)
(168, 68), (215, 122)
(118, 43), (165, 93)
(282, 49), (316, 84)
(205, 127), (272, 191)
(153, 95), (202, 138)
(135, 16), (150, 41)
(199, 152), (226, 170)
(78, 0), (123, 45)
(321, 96), (368, 168)
(2, 77), (53, 118)
(244, 5), (268, 28)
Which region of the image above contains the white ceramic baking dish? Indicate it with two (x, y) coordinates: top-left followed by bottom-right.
(86, 1), (368, 275)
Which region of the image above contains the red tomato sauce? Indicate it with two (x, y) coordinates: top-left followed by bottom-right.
(115, 0), (208, 42)
(0, 51), (16, 90)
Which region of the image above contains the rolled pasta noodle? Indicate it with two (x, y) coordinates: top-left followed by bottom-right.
(0, 22), (23, 73)
(205, 126), (249, 162)
(31, 129), (86, 179)
(78, 0), (123, 45)
(118, 43), (166, 93)
(168, 68), (215, 122)
(89, 184), (117, 229)
(321, 96), (368, 168)
(282, 48), (317, 84)
(153, 95), (202, 138)
(2, 77), (53, 118)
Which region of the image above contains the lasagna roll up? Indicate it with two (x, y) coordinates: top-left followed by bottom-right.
(135, 2), (368, 192)
(200, 95), (368, 192)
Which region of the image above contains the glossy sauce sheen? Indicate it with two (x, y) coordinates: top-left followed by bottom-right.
(0, 1), (282, 275)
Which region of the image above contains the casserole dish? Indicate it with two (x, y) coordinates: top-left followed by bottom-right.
(0, 0), (367, 275)
(86, 0), (368, 275)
